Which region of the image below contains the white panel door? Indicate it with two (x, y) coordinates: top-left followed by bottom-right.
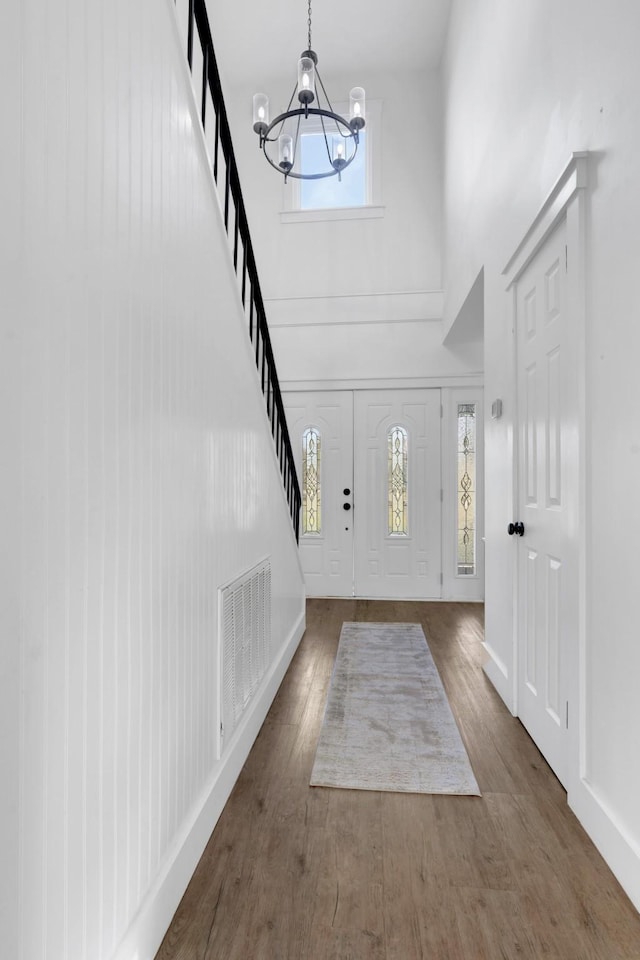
(284, 391), (354, 597)
(354, 390), (442, 598)
(515, 219), (576, 788)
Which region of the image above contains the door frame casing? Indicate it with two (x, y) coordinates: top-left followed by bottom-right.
(502, 152), (588, 795)
(283, 381), (485, 602)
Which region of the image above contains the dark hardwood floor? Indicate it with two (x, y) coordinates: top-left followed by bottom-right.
(156, 599), (640, 959)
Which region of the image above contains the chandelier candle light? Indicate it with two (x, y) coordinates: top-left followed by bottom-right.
(252, 0), (365, 182)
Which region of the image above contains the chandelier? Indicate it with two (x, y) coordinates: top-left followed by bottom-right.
(252, 0), (366, 182)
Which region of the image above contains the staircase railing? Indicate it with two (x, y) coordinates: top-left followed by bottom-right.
(175, 0), (301, 541)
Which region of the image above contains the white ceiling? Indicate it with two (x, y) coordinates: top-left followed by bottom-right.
(208, 0), (452, 88)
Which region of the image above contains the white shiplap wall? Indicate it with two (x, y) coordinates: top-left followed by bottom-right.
(0, 1), (305, 958)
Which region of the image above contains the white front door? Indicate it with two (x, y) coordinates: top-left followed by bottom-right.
(515, 218), (576, 788)
(354, 390), (442, 598)
(284, 391), (354, 597)
(284, 389), (442, 599)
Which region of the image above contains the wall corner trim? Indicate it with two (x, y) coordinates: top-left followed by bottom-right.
(264, 290), (444, 329)
(482, 643), (516, 715)
(503, 152), (589, 287)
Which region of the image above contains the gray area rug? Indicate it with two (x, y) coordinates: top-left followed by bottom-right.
(310, 622), (481, 796)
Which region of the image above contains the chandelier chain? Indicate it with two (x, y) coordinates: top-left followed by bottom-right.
(307, 0), (312, 50)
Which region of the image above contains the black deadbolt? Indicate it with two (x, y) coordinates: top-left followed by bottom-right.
(343, 488), (351, 496)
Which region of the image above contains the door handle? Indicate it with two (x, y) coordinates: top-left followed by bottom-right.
(343, 503), (351, 511)
(508, 521), (525, 536)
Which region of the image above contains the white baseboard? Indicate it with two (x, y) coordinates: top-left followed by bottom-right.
(569, 778), (640, 915)
(111, 608), (306, 960)
(482, 635), (640, 915)
(482, 642), (516, 715)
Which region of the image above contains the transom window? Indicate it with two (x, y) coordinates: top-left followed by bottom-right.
(300, 131), (367, 210)
(281, 99), (382, 221)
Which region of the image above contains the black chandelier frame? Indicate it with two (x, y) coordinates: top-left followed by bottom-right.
(253, 1), (366, 183)
(258, 103), (362, 181)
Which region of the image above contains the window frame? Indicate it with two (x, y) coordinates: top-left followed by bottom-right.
(280, 98), (384, 224)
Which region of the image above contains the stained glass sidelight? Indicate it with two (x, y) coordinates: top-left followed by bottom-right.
(457, 404), (476, 575)
(388, 426), (408, 535)
(302, 427), (321, 535)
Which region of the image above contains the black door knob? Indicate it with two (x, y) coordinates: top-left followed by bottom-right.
(515, 521), (525, 536)
(343, 488), (351, 496)
(343, 503), (351, 511)
(508, 522), (516, 536)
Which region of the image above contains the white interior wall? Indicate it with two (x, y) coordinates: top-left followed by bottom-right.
(272, 315), (482, 384)
(226, 68), (443, 301)
(444, 0), (640, 910)
(219, 61), (484, 384)
(0, 1), (305, 958)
